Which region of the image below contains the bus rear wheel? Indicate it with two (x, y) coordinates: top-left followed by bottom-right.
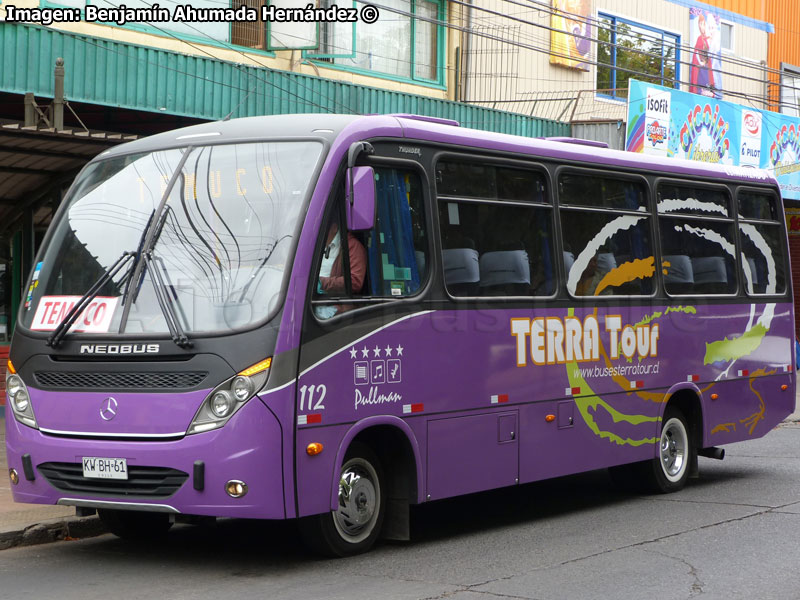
(299, 442), (386, 557)
(98, 509), (172, 541)
(610, 407), (693, 494)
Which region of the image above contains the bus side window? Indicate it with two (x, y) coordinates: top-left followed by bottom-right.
(559, 173), (653, 297)
(657, 183), (737, 296)
(312, 167), (429, 319)
(737, 190), (786, 296)
(312, 200), (368, 320)
(438, 200), (555, 297)
(436, 162), (554, 298)
(364, 168), (428, 298)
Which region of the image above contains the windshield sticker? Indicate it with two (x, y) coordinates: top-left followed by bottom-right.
(24, 262), (44, 310)
(31, 296), (119, 333)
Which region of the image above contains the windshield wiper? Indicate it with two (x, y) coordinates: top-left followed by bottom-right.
(46, 251), (135, 348)
(144, 249), (192, 349)
(119, 147), (193, 335)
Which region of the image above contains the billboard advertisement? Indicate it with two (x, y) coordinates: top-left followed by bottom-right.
(550, 0), (592, 71)
(689, 7), (722, 99)
(626, 79), (800, 200)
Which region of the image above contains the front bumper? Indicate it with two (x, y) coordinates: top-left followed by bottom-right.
(5, 396), (286, 519)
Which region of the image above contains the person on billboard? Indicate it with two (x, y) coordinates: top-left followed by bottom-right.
(690, 13), (716, 97)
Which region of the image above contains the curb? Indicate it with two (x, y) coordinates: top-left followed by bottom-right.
(0, 515), (106, 551)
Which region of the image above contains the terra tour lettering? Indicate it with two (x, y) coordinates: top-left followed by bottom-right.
(510, 315), (659, 367)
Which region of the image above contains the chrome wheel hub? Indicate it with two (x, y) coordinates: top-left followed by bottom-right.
(334, 460), (379, 542)
(660, 418), (687, 481)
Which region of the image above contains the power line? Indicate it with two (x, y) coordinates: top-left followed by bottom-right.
(99, 0), (362, 115)
(29, 0), (800, 124)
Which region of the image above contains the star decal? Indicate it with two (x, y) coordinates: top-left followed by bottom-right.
(349, 347), (358, 359)
(361, 347), (370, 358)
(385, 345), (393, 357)
(396, 344), (404, 356)
(373, 345), (381, 357)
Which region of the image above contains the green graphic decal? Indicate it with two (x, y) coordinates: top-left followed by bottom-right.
(567, 308), (660, 447)
(624, 306), (697, 363)
(704, 323), (768, 365)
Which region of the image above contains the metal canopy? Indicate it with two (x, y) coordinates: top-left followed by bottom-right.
(0, 120), (137, 237)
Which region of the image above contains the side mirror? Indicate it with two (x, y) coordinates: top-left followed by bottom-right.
(346, 166), (376, 231)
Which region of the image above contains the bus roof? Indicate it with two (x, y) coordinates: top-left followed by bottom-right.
(96, 113), (779, 189)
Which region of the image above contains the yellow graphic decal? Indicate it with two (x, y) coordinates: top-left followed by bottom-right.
(711, 423), (736, 434)
(566, 308), (660, 447)
(740, 368), (773, 434)
(711, 368), (774, 436)
(594, 257), (655, 297)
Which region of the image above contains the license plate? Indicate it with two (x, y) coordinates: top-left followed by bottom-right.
(82, 457), (128, 480)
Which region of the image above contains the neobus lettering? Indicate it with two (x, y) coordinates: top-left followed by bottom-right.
(80, 344), (160, 354)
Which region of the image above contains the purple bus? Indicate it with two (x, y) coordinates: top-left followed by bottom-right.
(5, 114), (795, 556)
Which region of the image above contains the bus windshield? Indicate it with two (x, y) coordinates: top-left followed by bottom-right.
(21, 140), (324, 335)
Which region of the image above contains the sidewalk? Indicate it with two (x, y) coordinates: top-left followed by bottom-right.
(0, 418), (106, 549)
(1, 391), (799, 551)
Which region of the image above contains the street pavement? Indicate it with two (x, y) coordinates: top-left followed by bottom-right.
(3, 422), (800, 599)
(1, 393), (799, 551)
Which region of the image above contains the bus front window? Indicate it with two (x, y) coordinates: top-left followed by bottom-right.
(22, 141), (323, 335)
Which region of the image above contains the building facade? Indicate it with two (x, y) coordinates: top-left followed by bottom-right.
(0, 0), (570, 347)
(458, 0), (774, 124)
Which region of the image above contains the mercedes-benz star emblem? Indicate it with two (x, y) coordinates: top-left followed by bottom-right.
(100, 397), (118, 421)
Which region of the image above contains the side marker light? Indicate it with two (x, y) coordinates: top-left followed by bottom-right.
(7, 359), (16, 375)
(781, 385), (788, 391)
(545, 414), (556, 423)
(710, 393), (719, 400)
(306, 442), (324, 456)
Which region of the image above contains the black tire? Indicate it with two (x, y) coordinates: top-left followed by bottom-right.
(609, 407), (693, 494)
(98, 509), (173, 540)
(299, 442), (386, 557)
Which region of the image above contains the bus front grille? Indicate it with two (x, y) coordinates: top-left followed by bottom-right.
(34, 371), (208, 390)
(38, 462), (189, 498)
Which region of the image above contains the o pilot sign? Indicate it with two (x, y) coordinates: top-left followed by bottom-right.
(31, 296), (118, 333)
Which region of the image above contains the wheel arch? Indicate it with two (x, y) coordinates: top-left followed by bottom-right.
(330, 416), (424, 513)
(663, 383), (706, 450)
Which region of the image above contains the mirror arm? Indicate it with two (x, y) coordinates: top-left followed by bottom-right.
(347, 141), (374, 168)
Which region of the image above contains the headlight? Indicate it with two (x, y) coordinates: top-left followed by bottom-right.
(7, 374), (23, 397)
(187, 357), (272, 435)
(231, 376), (253, 401)
(13, 389), (30, 413)
(5, 372), (37, 429)
(211, 391), (234, 418)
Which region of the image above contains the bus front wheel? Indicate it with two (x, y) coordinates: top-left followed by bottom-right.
(98, 509), (173, 540)
(299, 442), (386, 557)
